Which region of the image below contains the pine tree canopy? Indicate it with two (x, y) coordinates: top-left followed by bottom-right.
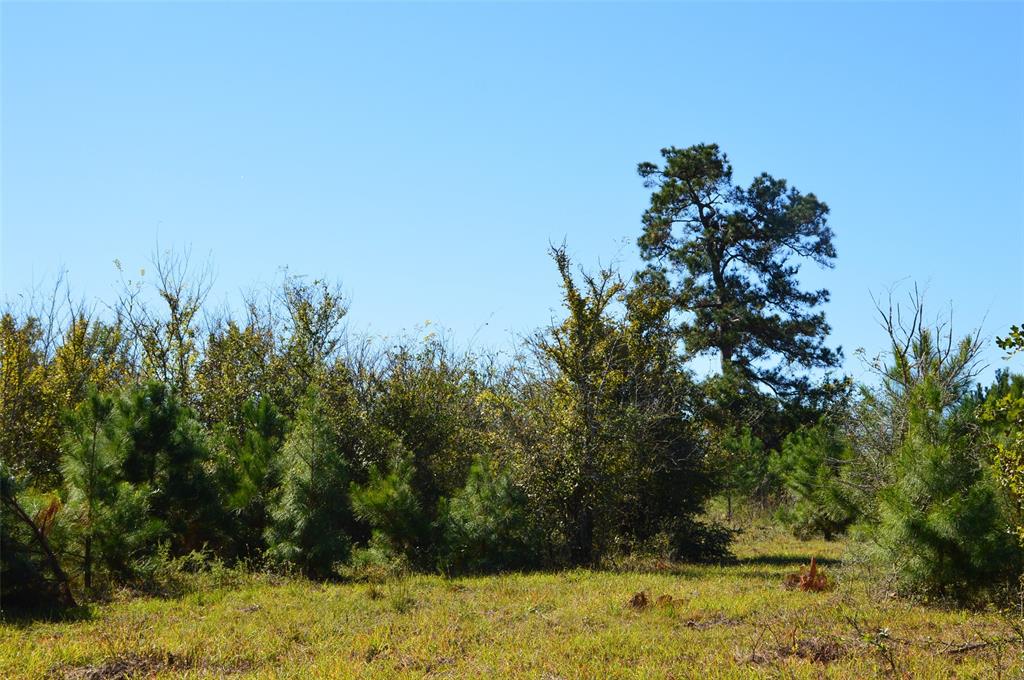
(637, 143), (841, 397)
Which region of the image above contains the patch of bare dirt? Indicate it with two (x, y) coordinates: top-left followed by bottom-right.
(51, 652), (192, 680)
(681, 613), (740, 630)
(50, 652), (253, 679)
(745, 636), (847, 665)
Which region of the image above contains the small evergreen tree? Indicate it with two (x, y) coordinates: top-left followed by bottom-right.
(771, 422), (859, 539)
(869, 379), (1021, 601)
(437, 456), (541, 574)
(852, 297), (1022, 601)
(117, 382), (227, 556)
(213, 397), (286, 560)
(349, 454), (432, 568)
(266, 394), (355, 578)
(717, 425), (768, 521)
(60, 391), (121, 590)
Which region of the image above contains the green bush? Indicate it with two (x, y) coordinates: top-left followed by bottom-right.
(867, 381), (1022, 602)
(0, 486), (67, 611)
(437, 456), (542, 574)
(130, 543), (251, 598)
(349, 455), (432, 569)
(339, 533), (412, 583)
(266, 394), (356, 579)
(212, 397), (287, 561)
(771, 423), (860, 540)
(60, 390), (165, 590)
(117, 382), (228, 556)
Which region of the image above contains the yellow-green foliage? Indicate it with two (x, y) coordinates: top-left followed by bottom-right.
(3, 528), (1019, 679)
(989, 325), (1024, 542)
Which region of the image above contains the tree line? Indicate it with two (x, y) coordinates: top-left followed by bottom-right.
(3, 144), (1022, 611)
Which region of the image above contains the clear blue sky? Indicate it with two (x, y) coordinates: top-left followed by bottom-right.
(3, 2), (1022, 382)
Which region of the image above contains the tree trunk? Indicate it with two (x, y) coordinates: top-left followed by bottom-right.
(720, 348), (735, 376)
(571, 503), (594, 566)
(84, 536), (93, 591)
(708, 247), (735, 377)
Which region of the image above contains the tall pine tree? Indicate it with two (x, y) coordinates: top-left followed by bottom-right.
(637, 144), (840, 398)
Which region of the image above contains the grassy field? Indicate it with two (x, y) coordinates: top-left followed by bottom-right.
(3, 526), (1021, 679)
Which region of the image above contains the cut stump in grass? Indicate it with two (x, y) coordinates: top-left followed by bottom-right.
(782, 557), (832, 592)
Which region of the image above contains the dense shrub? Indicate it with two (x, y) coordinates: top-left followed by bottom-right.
(365, 340), (487, 521)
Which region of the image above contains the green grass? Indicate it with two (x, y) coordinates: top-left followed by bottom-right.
(3, 526), (1021, 678)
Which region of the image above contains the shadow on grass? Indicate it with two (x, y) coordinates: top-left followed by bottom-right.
(1, 603), (94, 627)
(737, 555), (840, 568)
